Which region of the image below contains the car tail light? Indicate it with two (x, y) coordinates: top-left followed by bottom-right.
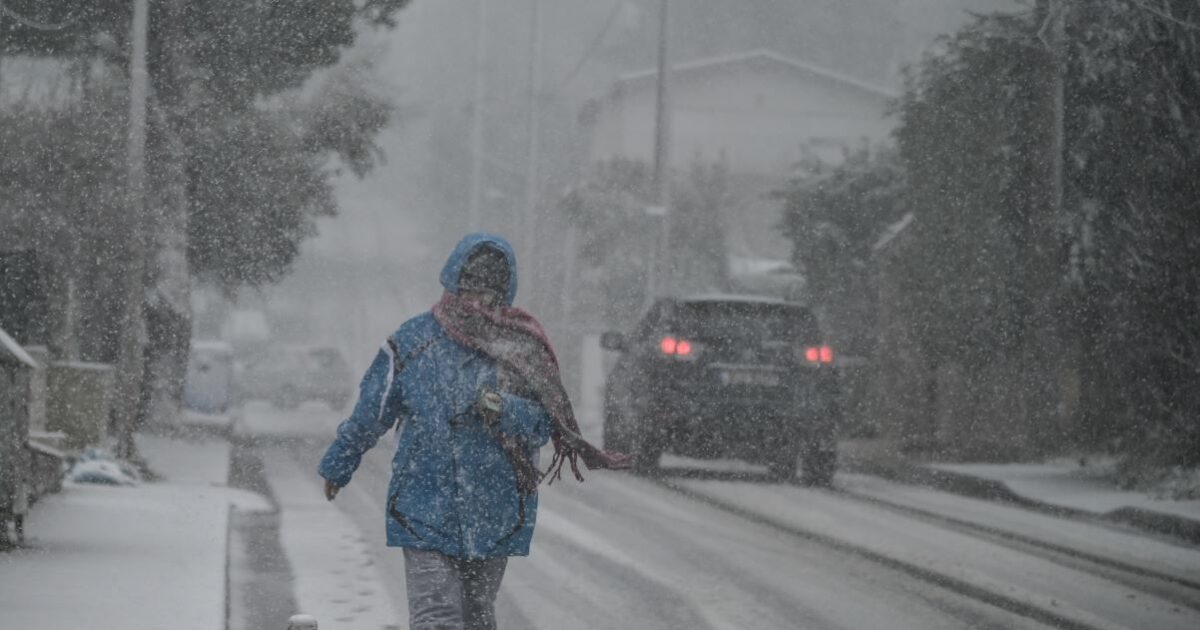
(803, 345), (834, 364)
(660, 336), (696, 358)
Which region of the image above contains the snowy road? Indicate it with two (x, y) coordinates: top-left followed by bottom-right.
(242, 403), (1200, 630)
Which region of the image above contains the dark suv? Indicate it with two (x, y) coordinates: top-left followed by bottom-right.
(601, 295), (840, 484)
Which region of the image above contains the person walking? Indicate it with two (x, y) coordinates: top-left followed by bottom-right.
(318, 233), (628, 630)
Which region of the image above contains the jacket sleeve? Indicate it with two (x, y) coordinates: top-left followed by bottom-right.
(318, 346), (402, 488)
(497, 393), (551, 448)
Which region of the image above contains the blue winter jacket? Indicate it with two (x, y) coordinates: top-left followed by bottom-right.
(318, 233), (551, 558)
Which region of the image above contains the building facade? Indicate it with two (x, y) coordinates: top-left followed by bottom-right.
(582, 50), (896, 177)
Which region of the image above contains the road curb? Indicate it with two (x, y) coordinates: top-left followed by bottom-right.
(841, 446), (1200, 546)
(1105, 506), (1200, 546)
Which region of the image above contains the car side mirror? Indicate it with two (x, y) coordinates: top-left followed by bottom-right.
(600, 331), (628, 352)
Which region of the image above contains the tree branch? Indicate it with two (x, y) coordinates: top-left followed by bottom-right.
(1125, 0), (1200, 31)
(0, 1), (79, 31)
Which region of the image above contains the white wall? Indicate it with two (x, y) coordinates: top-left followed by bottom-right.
(590, 63), (894, 175)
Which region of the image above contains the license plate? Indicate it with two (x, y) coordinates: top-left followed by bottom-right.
(721, 369), (781, 387)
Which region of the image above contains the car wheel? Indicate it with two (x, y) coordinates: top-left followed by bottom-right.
(633, 441), (663, 475)
(632, 423), (663, 475)
(801, 446), (837, 487)
(602, 406), (631, 453)
(767, 446), (800, 482)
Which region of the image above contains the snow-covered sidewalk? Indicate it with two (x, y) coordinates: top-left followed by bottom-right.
(929, 461), (1200, 539)
(259, 447), (404, 629)
(842, 439), (1200, 543)
(0, 433), (263, 630)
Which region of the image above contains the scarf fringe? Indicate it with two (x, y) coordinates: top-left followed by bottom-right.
(545, 441), (585, 485)
(433, 291), (628, 491)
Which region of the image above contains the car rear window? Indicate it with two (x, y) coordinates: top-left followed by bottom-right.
(669, 301), (820, 344)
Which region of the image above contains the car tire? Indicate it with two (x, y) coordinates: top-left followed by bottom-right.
(632, 422), (663, 475)
(633, 441), (663, 475)
(602, 406), (632, 453)
(767, 447), (800, 482)
(801, 446), (837, 487)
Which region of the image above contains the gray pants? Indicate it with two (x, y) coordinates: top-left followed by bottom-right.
(403, 548), (508, 630)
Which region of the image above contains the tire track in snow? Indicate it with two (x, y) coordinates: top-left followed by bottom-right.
(659, 476), (1200, 630)
(830, 474), (1200, 610)
(533, 473), (1059, 630)
(509, 527), (726, 630)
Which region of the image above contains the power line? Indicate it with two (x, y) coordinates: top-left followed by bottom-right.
(560, 0), (626, 89)
(1125, 0), (1200, 31)
(0, 1), (80, 31)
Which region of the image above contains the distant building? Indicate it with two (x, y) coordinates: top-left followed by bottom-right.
(581, 49), (897, 177)
(580, 49), (897, 268)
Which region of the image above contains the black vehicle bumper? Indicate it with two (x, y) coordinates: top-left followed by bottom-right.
(636, 376), (839, 461)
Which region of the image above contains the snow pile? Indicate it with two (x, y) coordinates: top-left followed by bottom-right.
(288, 614), (320, 629)
(67, 448), (141, 486)
(1052, 453), (1200, 500)
(933, 461), (1200, 520)
(1151, 466), (1200, 501)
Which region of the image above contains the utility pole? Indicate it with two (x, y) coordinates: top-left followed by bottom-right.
(523, 0), (543, 267)
(1050, 4), (1065, 221)
(1033, 0), (1070, 437)
(114, 0), (149, 458)
(1038, 0), (1066, 220)
(648, 0), (673, 299)
(467, 0), (489, 231)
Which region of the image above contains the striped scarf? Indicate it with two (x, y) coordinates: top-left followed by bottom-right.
(432, 291), (631, 492)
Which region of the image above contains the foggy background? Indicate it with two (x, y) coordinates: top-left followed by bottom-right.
(238, 0), (1018, 373)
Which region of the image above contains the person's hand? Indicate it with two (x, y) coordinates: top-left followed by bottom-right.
(476, 388), (504, 428)
(324, 479), (341, 501)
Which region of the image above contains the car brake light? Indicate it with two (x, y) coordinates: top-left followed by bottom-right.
(804, 345), (834, 364)
(660, 336), (695, 357)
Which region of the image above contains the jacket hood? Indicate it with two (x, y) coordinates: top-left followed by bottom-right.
(439, 233), (519, 305)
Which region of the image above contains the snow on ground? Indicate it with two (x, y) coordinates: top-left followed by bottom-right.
(511, 471), (1061, 630)
(0, 433), (258, 630)
(137, 433), (231, 484)
(673, 478), (1200, 630)
(181, 408), (239, 433)
(260, 448), (403, 629)
(839, 473), (1200, 583)
(234, 400), (342, 440)
(932, 462), (1200, 520)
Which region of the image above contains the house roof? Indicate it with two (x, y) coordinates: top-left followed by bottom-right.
(615, 49), (899, 100)
(0, 326), (38, 369)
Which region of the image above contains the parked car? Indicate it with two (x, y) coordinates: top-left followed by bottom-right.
(234, 345), (353, 410)
(183, 340), (235, 414)
(601, 295), (841, 484)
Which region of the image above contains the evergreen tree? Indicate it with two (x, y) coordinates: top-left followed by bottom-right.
(1, 0), (408, 443)
(791, 1), (1200, 471)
